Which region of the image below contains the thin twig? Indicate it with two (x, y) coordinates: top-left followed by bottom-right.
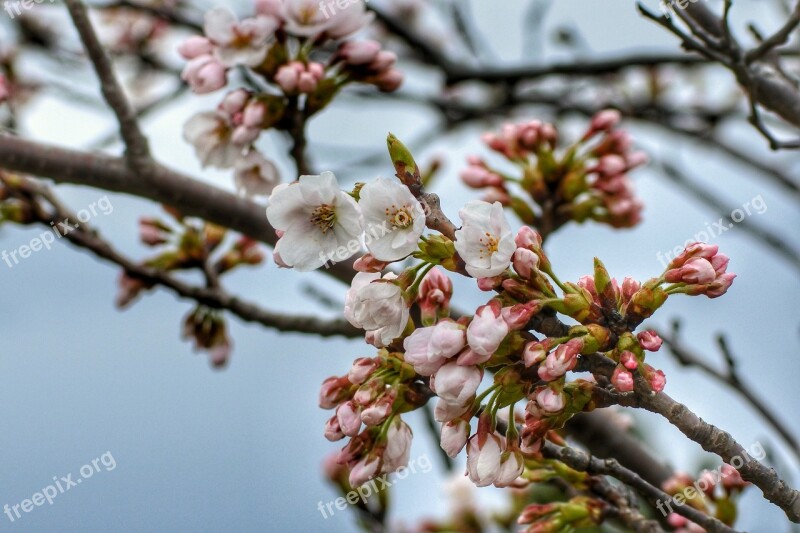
(64, 0), (151, 167)
(656, 321), (800, 464)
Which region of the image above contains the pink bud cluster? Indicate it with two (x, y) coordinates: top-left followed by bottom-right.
(582, 110), (648, 228)
(319, 356), (413, 487)
(459, 111), (647, 232)
(274, 61), (325, 94)
(664, 243), (736, 298)
(332, 40), (405, 92)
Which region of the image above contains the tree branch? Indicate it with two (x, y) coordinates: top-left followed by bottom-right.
(64, 0), (151, 166)
(541, 442), (738, 533)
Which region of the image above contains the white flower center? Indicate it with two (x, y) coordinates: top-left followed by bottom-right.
(311, 204), (337, 233)
(478, 231), (499, 259)
(384, 204), (414, 229)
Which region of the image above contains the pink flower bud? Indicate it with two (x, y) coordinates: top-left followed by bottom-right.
(466, 432), (504, 487)
(466, 301), (509, 357)
(375, 68), (404, 92)
(431, 362), (483, 405)
(319, 376), (351, 409)
(522, 339), (550, 367)
(620, 350), (638, 370)
(637, 330), (663, 352)
(711, 253), (730, 274)
(534, 386), (565, 415)
(382, 419), (413, 474)
(369, 51), (397, 71)
(274, 62), (301, 92)
(595, 154), (627, 176)
(611, 366), (634, 392)
(706, 272), (736, 298)
(336, 40), (382, 65)
(537, 339), (581, 381)
(477, 276), (503, 291)
(181, 55), (228, 94)
(336, 401), (362, 437)
(512, 248), (539, 279)
(354, 253), (390, 273)
(461, 164), (503, 188)
(643, 364), (666, 392)
(349, 456), (380, 487)
(434, 398), (471, 423)
(515, 226), (542, 250)
(361, 395), (393, 426)
(220, 88), (250, 115)
(348, 357), (378, 385)
(590, 109), (621, 133)
(626, 151), (649, 169)
(178, 36), (213, 59)
(440, 420), (469, 458)
(668, 242), (719, 269)
(621, 277), (640, 303)
(501, 302), (539, 330)
(721, 464), (747, 491)
(665, 257), (717, 284)
(242, 101), (266, 127)
(324, 415), (345, 441)
(298, 72), (318, 93)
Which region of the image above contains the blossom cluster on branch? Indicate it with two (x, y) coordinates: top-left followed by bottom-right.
(179, 0), (402, 195)
(257, 111), (740, 529)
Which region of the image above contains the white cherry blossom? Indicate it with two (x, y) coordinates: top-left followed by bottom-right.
(345, 272), (409, 346)
(234, 150), (280, 198)
(266, 171), (363, 271)
(454, 200), (515, 278)
(204, 7), (277, 67)
(183, 111), (244, 168)
(359, 177), (426, 261)
(283, 0), (374, 39)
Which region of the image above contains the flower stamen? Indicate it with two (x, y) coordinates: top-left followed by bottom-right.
(311, 204), (337, 233)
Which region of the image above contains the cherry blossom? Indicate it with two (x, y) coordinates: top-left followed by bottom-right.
(344, 272), (409, 346)
(266, 171), (363, 271)
(359, 177), (427, 261)
(454, 200), (515, 278)
(203, 7), (277, 67)
(234, 150), (280, 198)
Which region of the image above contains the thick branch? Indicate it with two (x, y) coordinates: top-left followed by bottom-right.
(0, 135), (357, 284)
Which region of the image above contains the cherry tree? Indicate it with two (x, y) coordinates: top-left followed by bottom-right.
(1, 0), (799, 531)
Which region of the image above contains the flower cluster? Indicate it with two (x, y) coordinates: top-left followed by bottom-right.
(461, 109), (647, 233)
(290, 132), (738, 498)
(180, 1), (403, 197)
(257, 123), (740, 531)
(116, 207), (264, 367)
(319, 351), (423, 487)
(265, 170), (427, 272)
